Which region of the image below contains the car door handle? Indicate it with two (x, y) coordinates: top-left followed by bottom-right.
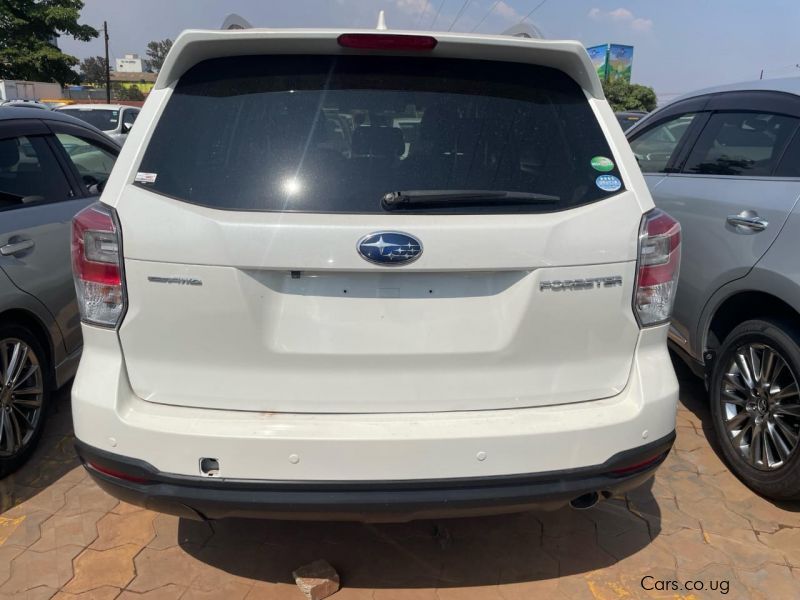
(726, 212), (769, 232)
(0, 239), (35, 256)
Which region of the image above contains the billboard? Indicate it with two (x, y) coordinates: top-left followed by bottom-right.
(586, 44), (635, 83)
(586, 44), (609, 81)
(607, 44), (634, 83)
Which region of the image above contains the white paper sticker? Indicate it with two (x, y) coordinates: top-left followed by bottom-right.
(135, 172), (157, 184)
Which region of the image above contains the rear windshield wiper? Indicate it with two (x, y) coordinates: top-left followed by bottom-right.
(381, 189), (560, 210)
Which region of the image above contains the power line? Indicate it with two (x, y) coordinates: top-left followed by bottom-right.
(448, 0), (472, 31)
(414, 0), (430, 28)
(519, 0), (548, 24)
(471, 0), (501, 32)
(430, 0), (447, 29)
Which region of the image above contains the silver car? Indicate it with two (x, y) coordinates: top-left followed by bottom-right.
(628, 78), (800, 499)
(0, 107), (119, 475)
(56, 104), (140, 144)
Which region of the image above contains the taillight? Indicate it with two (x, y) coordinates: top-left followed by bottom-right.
(71, 202), (126, 328)
(634, 209), (681, 327)
(337, 34), (438, 51)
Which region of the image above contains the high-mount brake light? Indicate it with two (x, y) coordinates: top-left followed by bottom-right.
(634, 209), (681, 327)
(71, 202), (126, 328)
(337, 34), (438, 51)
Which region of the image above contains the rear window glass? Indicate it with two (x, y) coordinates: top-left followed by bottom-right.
(136, 55), (623, 214)
(684, 112), (800, 176)
(59, 109), (119, 132)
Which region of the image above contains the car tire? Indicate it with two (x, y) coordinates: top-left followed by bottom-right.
(0, 324), (50, 478)
(710, 318), (800, 500)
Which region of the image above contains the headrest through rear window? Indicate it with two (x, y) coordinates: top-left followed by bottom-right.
(351, 126), (404, 158)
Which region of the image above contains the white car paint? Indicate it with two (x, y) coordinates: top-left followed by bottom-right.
(72, 28), (678, 504)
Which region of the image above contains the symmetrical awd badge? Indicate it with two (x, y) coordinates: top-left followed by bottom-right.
(540, 276), (623, 291)
(357, 231), (423, 266)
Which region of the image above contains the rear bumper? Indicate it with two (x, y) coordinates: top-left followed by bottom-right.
(72, 324), (678, 483)
(75, 432), (673, 521)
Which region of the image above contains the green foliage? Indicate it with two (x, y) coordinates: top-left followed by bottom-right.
(0, 0), (97, 85)
(144, 38), (172, 73)
(602, 79), (658, 112)
(78, 55), (106, 84)
(115, 84), (144, 101)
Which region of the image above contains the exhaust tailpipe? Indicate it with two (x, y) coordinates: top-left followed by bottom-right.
(569, 491), (599, 510)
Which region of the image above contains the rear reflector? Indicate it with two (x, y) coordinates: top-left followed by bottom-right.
(337, 34), (438, 51)
(85, 461), (151, 484)
(634, 209), (681, 327)
(610, 452), (667, 476)
(71, 202), (126, 328)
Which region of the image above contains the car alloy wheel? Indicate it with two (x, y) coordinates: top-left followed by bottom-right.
(719, 342), (800, 470)
(0, 338), (44, 458)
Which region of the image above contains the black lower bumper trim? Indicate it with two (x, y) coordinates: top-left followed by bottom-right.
(75, 432), (674, 521)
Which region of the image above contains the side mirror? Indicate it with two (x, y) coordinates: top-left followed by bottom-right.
(121, 122), (132, 134)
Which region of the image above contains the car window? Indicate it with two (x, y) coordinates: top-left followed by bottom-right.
(683, 112), (799, 176)
(135, 55), (624, 214)
(616, 113), (643, 131)
(629, 113), (697, 173)
(775, 130), (800, 177)
(0, 135), (72, 210)
(123, 109), (138, 128)
(54, 133), (117, 195)
(59, 108), (120, 132)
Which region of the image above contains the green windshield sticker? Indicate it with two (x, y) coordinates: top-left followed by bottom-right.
(591, 156), (615, 172)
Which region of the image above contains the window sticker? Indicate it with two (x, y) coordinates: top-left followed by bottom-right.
(591, 156), (615, 172)
(595, 174), (622, 192)
(135, 172), (157, 184)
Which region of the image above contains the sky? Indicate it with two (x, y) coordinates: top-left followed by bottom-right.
(59, 0), (800, 103)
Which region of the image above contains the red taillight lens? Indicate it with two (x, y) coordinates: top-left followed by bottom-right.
(71, 202), (126, 328)
(634, 209), (681, 327)
(337, 34), (438, 51)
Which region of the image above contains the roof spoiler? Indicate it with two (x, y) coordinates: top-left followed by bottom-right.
(155, 29), (605, 100)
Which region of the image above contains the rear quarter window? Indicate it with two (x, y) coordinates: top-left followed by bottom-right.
(135, 55), (624, 214)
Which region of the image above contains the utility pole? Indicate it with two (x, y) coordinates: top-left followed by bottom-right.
(103, 21), (111, 103)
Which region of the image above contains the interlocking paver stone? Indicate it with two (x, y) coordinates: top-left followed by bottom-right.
(53, 586), (123, 599)
(117, 584), (187, 599)
(90, 509), (157, 550)
(0, 511), (53, 549)
(0, 544), (83, 594)
(63, 543), (140, 593)
(31, 510), (104, 552)
(60, 482), (118, 517)
(127, 545), (204, 592)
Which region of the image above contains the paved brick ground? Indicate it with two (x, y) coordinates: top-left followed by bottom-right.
(1, 365), (799, 599)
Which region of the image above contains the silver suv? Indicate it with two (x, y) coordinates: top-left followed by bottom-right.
(628, 77), (800, 500)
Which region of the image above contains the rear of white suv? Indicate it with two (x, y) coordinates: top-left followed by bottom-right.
(70, 29), (680, 521)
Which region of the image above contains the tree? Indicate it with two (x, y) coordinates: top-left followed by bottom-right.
(144, 39), (173, 73)
(78, 56), (107, 85)
(115, 84), (144, 101)
(602, 78), (658, 112)
(0, 0), (97, 85)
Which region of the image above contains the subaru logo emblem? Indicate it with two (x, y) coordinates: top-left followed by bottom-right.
(357, 231), (423, 266)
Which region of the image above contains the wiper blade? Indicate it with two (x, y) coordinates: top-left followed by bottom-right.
(381, 189), (560, 210)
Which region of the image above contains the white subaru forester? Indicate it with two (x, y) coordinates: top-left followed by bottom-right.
(70, 27), (681, 521)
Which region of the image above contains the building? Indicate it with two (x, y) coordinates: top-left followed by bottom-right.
(109, 71), (157, 95)
(115, 53), (144, 73)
